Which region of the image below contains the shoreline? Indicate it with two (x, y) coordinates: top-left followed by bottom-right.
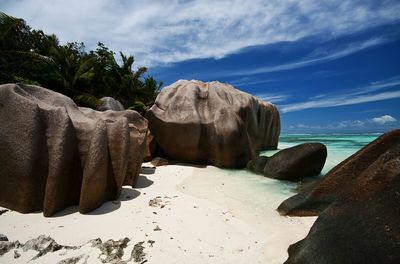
(0, 164), (315, 263)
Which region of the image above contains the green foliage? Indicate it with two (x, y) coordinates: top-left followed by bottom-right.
(0, 12), (162, 114)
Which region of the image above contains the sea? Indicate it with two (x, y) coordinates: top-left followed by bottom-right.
(262, 133), (381, 174)
(206, 134), (381, 210)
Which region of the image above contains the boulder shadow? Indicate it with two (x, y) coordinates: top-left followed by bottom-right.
(141, 166), (156, 175)
(52, 187), (140, 217)
(119, 187), (141, 201)
(52, 205), (79, 217)
(176, 162), (207, 168)
(86, 188), (140, 215)
(135, 175), (154, 189)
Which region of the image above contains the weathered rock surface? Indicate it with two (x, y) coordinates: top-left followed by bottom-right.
(0, 234), (8, 242)
(146, 80), (280, 168)
(247, 143), (327, 181)
(143, 130), (160, 162)
(0, 235), (146, 263)
(285, 173), (400, 264)
(97, 97), (124, 111)
(278, 129), (400, 216)
(280, 129), (400, 264)
(0, 84), (148, 216)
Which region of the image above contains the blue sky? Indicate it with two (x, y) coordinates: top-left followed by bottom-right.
(3, 0), (400, 133)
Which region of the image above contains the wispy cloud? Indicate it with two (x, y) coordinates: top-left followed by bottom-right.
(281, 77), (400, 113)
(2, 0), (400, 66)
(222, 38), (388, 76)
(289, 114), (397, 131)
(337, 120), (365, 128)
(254, 93), (289, 103)
(229, 77), (275, 87)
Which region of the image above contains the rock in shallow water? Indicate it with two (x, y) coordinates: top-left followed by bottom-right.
(281, 129), (400, 264)
(278, 129), (400, 216)
(247, 143), (327, 181)
(146, 80), (280, 168)
(0, 84), (147, 216)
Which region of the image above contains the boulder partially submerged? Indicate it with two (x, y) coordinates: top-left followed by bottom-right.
(146, 80), (280, 168)
(278, 129), (400, 216)
(280, 129), (400, 263)
(247, 143), (327, 181)
(0, 84), (147, 216)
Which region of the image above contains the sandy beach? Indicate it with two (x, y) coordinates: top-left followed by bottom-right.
(0, 163), (316, 264)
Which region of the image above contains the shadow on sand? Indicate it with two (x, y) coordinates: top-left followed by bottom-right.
(135, 175), (154, 188)
(140, 166), (156, 175)
(52, 187), (141, 217)
(50, 170), (155, 217)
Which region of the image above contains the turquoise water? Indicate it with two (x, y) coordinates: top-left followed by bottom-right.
(261, 134), (380, 174)
(214, 134), (380, 205)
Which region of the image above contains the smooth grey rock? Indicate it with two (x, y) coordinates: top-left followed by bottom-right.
(97, 97), (124, 111)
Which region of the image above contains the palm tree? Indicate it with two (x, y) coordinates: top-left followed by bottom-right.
(128, 76), (163, 113)
(48, 44), (95, 94)
(107, 52), (161, 111)
(0, 12), (23, 43)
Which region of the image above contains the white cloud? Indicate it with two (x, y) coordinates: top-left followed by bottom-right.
(337, 120), (365, 128)
(229, 77), (275, 87)
(371, 115), (397, 125)
(254, 93), (289, 103)
(280, 77), (400, 113)
(289, 115), (397, 131)
(281, 90), (400, 113)
(221, 38), (388, 76)
(2, 0), (400, 66)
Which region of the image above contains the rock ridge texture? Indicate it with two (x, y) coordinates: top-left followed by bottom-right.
(0, 83), (147, 216)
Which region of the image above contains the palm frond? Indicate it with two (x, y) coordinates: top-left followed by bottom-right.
(0, 12), (23, 41)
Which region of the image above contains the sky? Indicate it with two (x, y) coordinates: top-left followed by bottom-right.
(2, 0), (400, 134)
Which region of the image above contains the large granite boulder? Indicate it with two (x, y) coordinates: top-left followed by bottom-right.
(0, 84), (147, 216)
(247, 143), (327, 181)
(97, 97), (124, 111)
(278, 129), (400, 216)
(146, 80), (280, 168)
(283, 130), (400, 264)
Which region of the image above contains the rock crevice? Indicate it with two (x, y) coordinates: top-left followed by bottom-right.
(0, 84), (148, 216)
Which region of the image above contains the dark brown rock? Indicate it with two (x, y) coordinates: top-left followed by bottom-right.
(267, 143), (326, 180)
(146, 80), (280, 168)
(284, 140), (400, 264)
(79, 108), (148, 191)
(246, 155), (268, 173)
(278, 129), (400, 216)
(0, 84), (148, 216)
(247, 143), (327, 181)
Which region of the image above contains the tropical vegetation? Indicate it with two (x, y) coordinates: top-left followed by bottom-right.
(0, 12), (162, 113)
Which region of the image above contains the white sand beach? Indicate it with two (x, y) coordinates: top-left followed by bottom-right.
(0, 164), (316, 264)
